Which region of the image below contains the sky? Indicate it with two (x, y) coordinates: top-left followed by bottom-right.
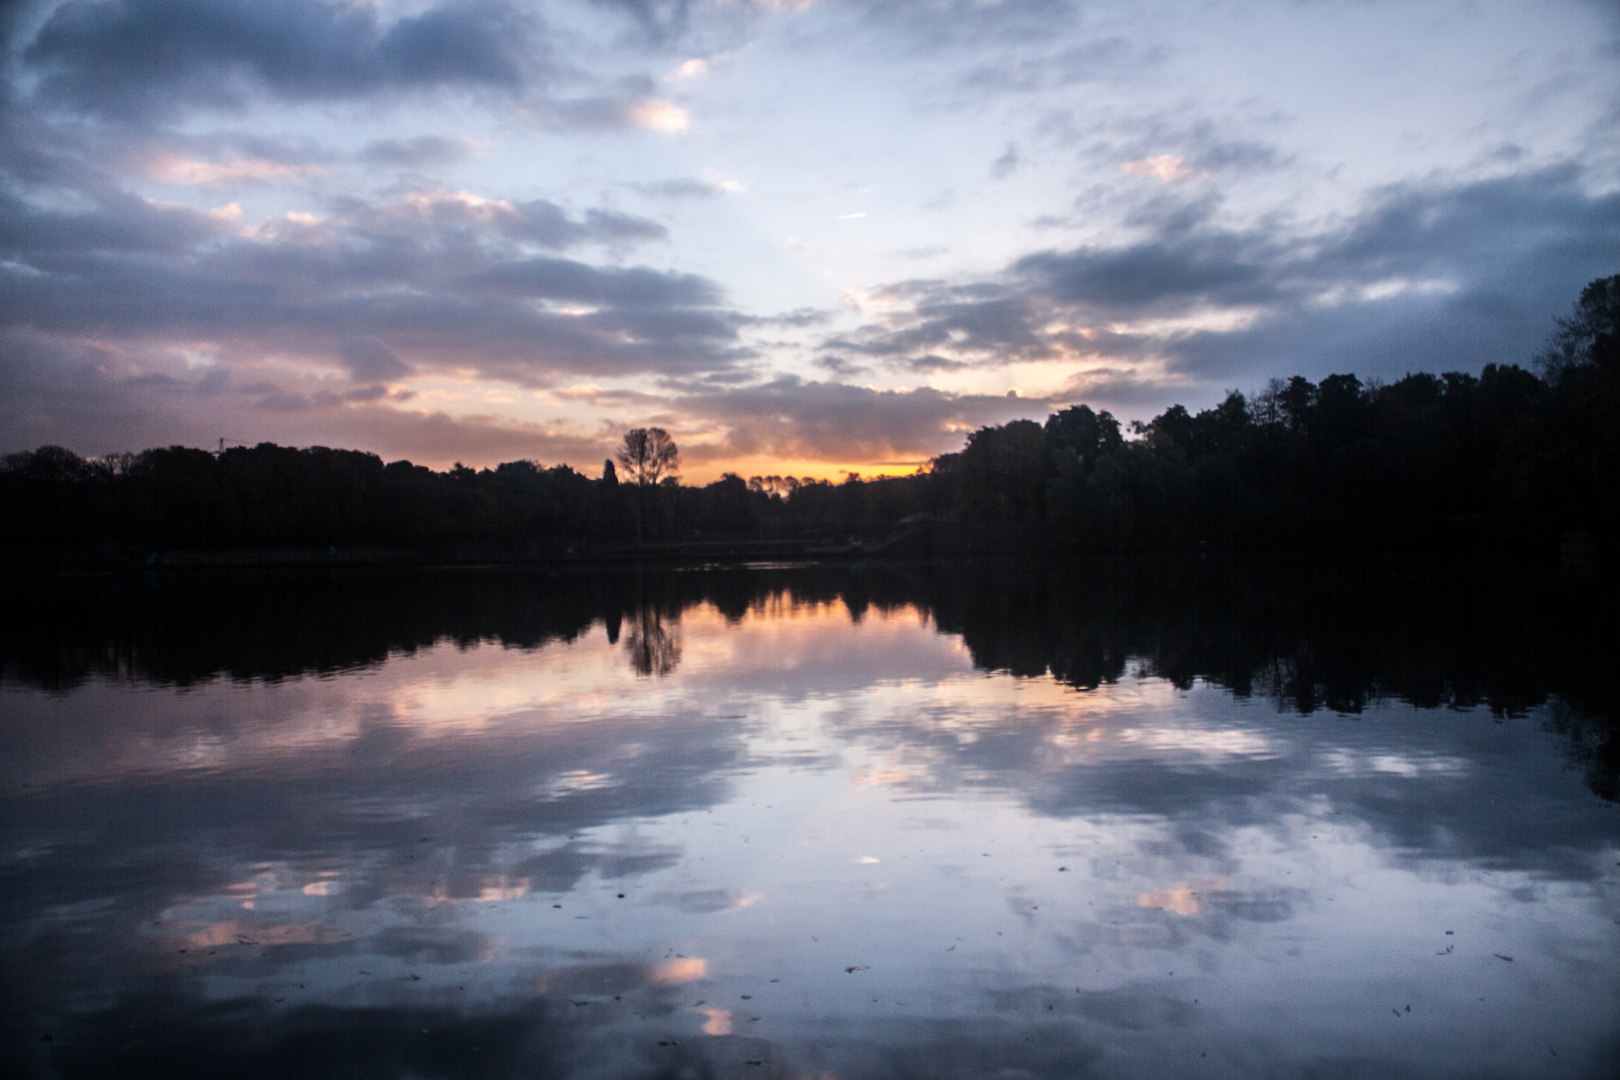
(1, 0), (1617, 482)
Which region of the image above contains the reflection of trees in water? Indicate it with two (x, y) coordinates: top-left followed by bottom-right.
(0, 559), (1612, 797)
(624, 607), (681, 677)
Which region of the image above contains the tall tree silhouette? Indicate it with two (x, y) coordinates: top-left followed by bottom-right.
(617, 428), (679, 540)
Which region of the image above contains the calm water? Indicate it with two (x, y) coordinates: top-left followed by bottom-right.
(2, 560), (1617, 1079)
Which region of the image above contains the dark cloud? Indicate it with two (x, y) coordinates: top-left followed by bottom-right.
(1107, 118), (1288, 178)
(814, 354), (869, 378)
(468, 258), (717, 307)
(743, 307), (832, 329)
(1164, 165), (1620, 384)
(338, 338), (411, 382)
(1189, 139), (1280, 173)
(1013, 234), (1271, 310)
(854, 0), (1083, 51)
(991, 143), (1021, 180)
(358, 135), (480, 168)
(958, 34), (1138, 93)
(588, 0), (695, 43)
(340, 192), (666, 249)
(825, 287), (1054, 363)
(0, 185), (216, 255)
(253, 389), (309, 413)
(537, 94), (685, 132)
(674, 375), (1053, 462)
(22, 0), (536, 120)
(907, 353), (971, 372)
(1054, 365), (1182, 410)
(630, 178), (729, 199)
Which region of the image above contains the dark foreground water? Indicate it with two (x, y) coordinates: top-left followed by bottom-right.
(2, 559), (1617, 1079)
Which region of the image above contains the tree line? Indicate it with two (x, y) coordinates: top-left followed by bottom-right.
(2, 275), (1615, 558)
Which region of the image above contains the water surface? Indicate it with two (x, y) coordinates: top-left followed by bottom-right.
(3, 560), (1617, 1078)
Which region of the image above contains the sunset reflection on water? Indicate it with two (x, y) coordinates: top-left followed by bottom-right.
(2, 562), (1617, 1079)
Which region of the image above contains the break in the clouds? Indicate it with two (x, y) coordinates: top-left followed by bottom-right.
(1, 0), (1617, 477)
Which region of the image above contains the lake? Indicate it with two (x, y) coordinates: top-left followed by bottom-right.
(2, 558), (1617, 1079)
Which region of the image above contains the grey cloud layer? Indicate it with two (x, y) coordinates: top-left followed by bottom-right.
(21, 0), (536, 119)
(674, 375), (1050, 462)
(0, 181), (740, 377)
(0, 329), (624, 463)
(9, 0), (689, 134)
(829, 167), (1620, 406)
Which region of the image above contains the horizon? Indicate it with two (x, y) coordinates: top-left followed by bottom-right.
(0, 368), (1463, 485)
(2, 0), (1618, 485)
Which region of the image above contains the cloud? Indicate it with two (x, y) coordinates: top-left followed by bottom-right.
(12, 0), (705, 137)
(355, 190), (666, 247)
(1104, 119), (1285, 181)
(0, 329), (633, 465)
(631, 177), (743, 198)
(338, 338), (411, 382)
(906, 353), (971, 373)
(857, 0), (1084, 52)
(743, 307), (832, 328)
(467, 258), (720, 308)
(814, 354), (868, 377)
(823, 287), (1056, 364)
(0, 155), (744, 456)
(666, 58), (709, 81)
(624, 98), (690, 132)
(1120, 155), (1195, 182)
(5, 0), (1615, 465)
(590, 0), (699, 43)
(821, 165), (1620, 409)
(958, 34), (1139, 94)
(534, 95), (696, 132)
(990, 143), (1021, 180)
(673, 375), (1054, 462)
(143, 155), (326, 186)
(358, 135), (481, 167)
(20, 0), (536, 120)
(1013, 233), (1271, 311)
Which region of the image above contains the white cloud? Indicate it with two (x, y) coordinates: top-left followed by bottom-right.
(145, 156), (326, 186)
(1120, 155), (1198, 182)
(667, 59), (709, 81)
(626, 100), (690, 132)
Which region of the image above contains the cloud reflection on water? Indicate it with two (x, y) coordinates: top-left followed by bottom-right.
(2, 560), (1617, 1078)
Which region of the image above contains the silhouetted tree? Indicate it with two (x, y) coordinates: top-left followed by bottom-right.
(617, 428), (680, 487)
(615, 428), (679, 540)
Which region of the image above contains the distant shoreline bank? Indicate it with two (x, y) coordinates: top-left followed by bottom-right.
(0, 528), (1601, 580)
